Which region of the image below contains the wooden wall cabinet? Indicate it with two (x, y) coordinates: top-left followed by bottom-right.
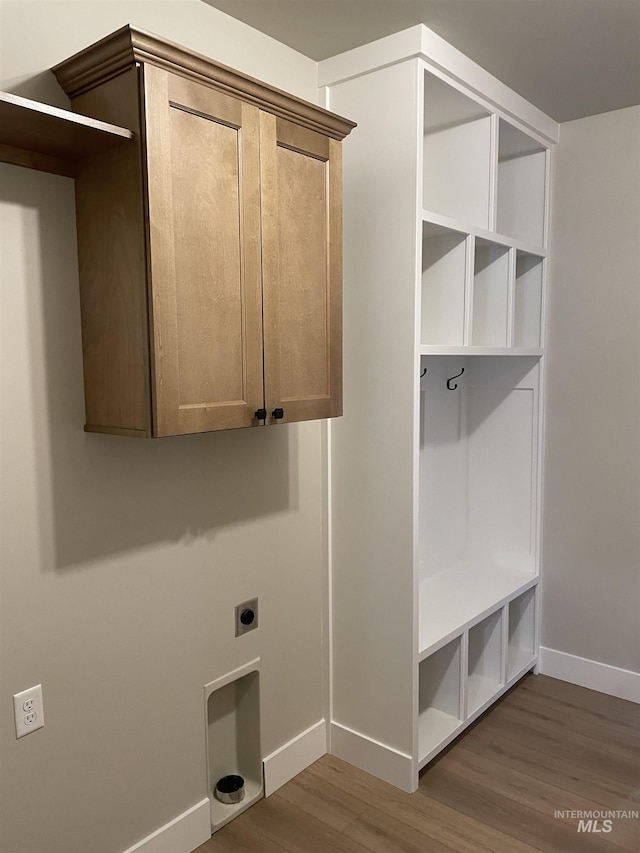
(52, 27), (354, 436)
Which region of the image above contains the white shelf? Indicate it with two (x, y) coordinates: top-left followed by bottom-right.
(471, 239), (510, 347)
(497, 120), (547, 248)
(422, 208), (546, 257)
(514, 251), (544, 348)
(423, 71), (491, 229)
(508, 648), (537, 679)
(418, 708), (463, 764)
(418, 636), (462, 764)
(507, 588), (537, 679)
(467, 608), (503, 715)
(421, 221), (468, 346)
(420, 345), (543, 356)
(467, 674), (501, 715)
(419, 563), (537, 658)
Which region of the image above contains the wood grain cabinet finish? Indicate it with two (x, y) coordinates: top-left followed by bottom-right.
(53, 26), (355, 436)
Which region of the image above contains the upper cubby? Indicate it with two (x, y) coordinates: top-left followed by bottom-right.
(423, 71), (491, 230)
(421, 221), (468, 346)
(471, 238), (510, 347)
(497, 120), (547, 248)
(514, 251), (544, 347)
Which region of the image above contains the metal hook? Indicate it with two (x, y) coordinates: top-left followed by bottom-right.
(420, 367), (427, 378)
(446, 367), (465, 390)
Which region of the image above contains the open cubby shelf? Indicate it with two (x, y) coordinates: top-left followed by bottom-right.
(508, 588), (537, 679)
(514, 251), (544, 348)
(471, 238), (510, 347)
(422, 209), (546, 256)
(421, 221), (468, 346)
(418, 636), (462, 764)
(418, 582), (538, 769)
(420, 211), (546, 350)
(497, 120), (547, 248)
(423, 72), (491, 229)
(467, 610), (503, 715)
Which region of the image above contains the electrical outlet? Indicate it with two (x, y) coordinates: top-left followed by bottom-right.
(13, 684), (44, 738)
(235, 598), (259, 637)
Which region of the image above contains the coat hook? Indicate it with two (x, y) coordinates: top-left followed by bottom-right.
(446, 367), (465, 390)
(420, 367), (427, 378)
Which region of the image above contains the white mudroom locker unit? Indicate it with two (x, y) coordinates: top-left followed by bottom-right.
(321, 26), (557, 792)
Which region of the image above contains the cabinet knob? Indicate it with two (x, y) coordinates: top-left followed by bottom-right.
(271, 408), (284, 420)
(254, 408), (267, 421)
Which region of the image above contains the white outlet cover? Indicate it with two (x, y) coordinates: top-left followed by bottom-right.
(13, 684), (44, 738)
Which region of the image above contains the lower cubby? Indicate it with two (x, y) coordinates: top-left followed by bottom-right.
(204, 660), (263, 833)
(467, 609), (503, 715)
(418, 637), (463, 764)
(417, 583), (538, 771)
(508, 587), (537, 678)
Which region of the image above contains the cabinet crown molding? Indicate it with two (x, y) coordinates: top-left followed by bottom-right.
(52, 25), (356, 140)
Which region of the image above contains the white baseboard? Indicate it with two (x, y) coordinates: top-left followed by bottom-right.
(263, 719), (327, 796)
(539, 647), (640, 704)
(330, 721), (415, 793)
(122, 799), (210, 853)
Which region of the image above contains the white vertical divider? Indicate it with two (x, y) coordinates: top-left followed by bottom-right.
(542, 147), (552, 250)
(488, 113), (499, 231)
(506, 247), (516, 346)
(500, 603), (510, 684)
(412, 58), (427, 782)
(460, 629), (469, 720)
(463, 235), (475, 346)
(533, 585), (541, 671)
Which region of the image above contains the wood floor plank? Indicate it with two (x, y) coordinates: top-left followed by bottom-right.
(200, 813), (289, 853)
(343, 805), (458, 853)
(460, 712), (638, 802)
(308, 753), (413, 803)
(519, 675), (640, 728)
(435, 744), (640, 851)
(487, 702), (639, 781)
(499, 681), (640, 752)
(235, 793), (372, 853)
(420, 764), (624, 853)
(274, 759), (370, 830)
(308, 754), (543, 853)
(194, 675), (640, 853)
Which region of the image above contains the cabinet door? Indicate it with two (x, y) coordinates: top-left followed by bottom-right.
(260, 114), (343, 424)
(143, 66), (264, 435)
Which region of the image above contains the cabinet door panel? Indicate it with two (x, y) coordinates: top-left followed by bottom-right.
(261, 114), (343, 424)
(143, 66), (263, 435)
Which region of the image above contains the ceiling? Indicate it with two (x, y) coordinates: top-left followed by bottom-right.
(202, 0), (640, 122)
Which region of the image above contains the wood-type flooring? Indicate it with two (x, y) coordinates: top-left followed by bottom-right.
(196, 674), (640, 852)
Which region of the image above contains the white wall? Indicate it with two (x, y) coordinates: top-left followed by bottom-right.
(543, 106), (640, 675)
(0, 3), (326, 852)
